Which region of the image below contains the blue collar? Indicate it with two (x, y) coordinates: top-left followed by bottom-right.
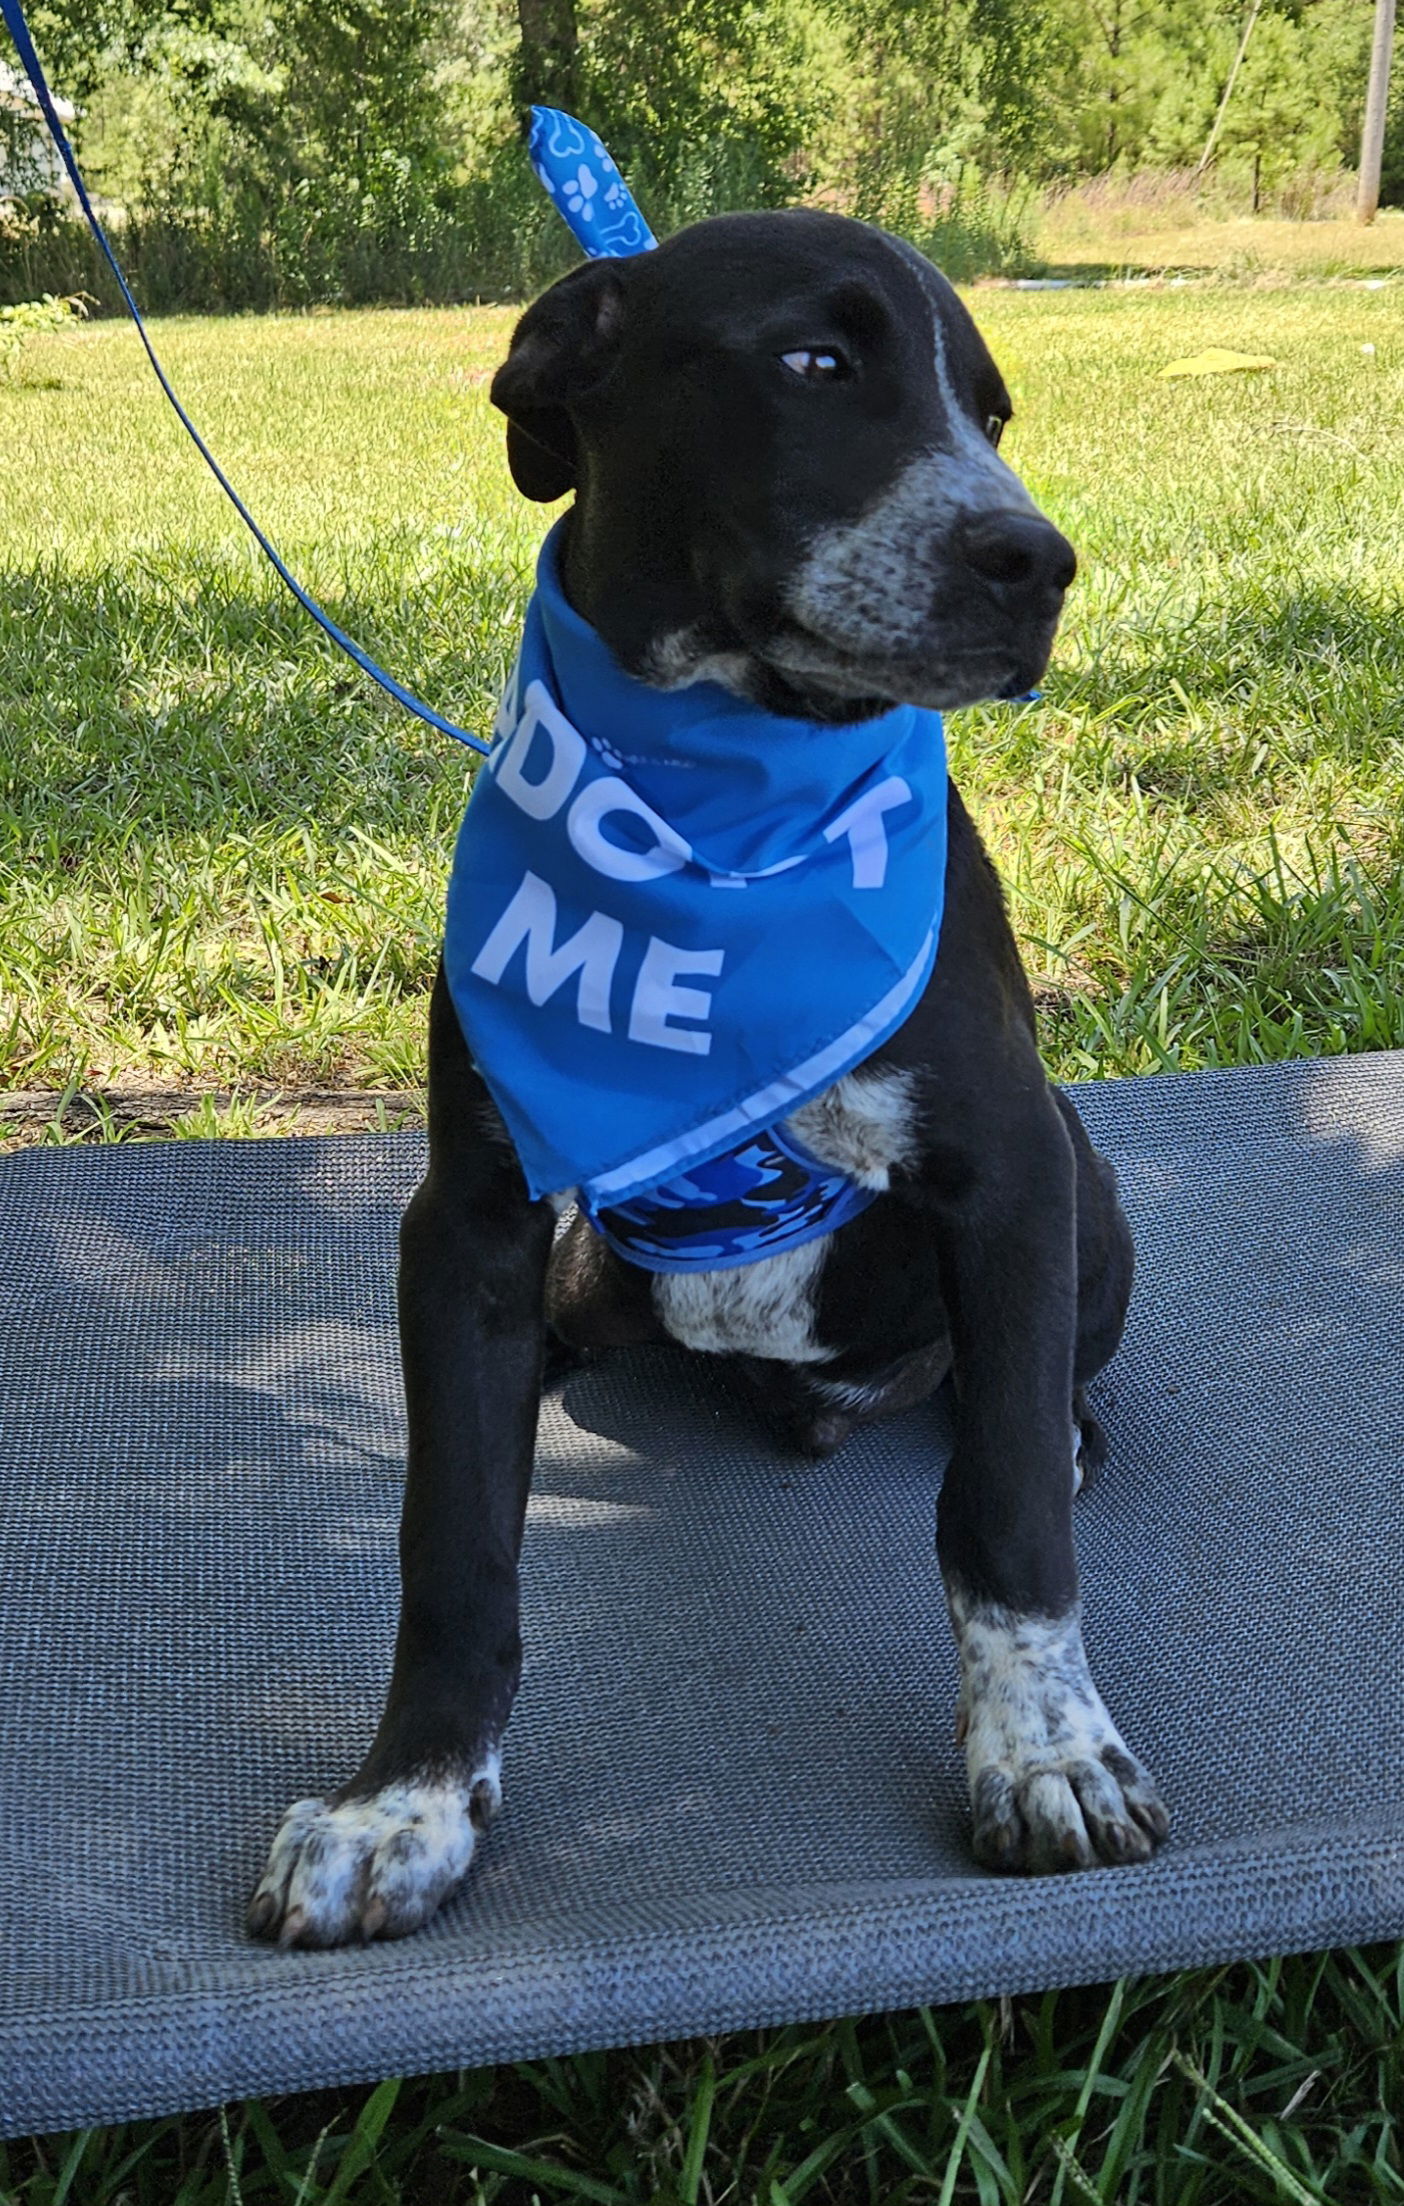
(580, 1120), (879, 1272)
(443, 521), (948, 1209)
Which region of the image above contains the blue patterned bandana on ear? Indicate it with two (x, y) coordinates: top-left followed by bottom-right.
(528, 106), (658, 258)
(443, 523), (948, 1217)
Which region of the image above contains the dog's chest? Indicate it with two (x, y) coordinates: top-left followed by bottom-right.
(652, 1067), (917, 1362)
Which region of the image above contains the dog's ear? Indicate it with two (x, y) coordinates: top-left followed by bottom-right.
(491, 261), (628, 502)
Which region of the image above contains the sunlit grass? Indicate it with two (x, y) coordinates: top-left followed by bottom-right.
(0, 306), (521, 1093)
(1035, 182), (1404, 276)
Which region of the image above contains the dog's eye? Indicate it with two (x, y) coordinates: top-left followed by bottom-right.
(779, 348), (851, 382)
(986, 414), (1007, 448)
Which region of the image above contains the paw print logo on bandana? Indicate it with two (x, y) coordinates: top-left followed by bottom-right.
(563, 166), (597, 221)
(595, 738), (625, 770)
(528, 106), (659, 257)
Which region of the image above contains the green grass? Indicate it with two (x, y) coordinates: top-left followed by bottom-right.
(4, 285), (1404, 2193)
(0, 305), (527, 1094)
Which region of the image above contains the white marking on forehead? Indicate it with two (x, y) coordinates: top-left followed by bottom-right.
(927, 304), (1034, 508)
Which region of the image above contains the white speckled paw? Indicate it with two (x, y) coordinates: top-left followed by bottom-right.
(950, 1595), (1168, 1876)
(246, 1762), (501, 1947)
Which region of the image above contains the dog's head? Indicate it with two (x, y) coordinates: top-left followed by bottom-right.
(491, 209), (1074, 725)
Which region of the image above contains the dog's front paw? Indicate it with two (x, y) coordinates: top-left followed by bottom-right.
(950, 1596), (1168, 1875)
(247, 1761), (501, 1947)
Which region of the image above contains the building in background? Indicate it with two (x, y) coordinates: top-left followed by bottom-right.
(0, 61), (75, 200)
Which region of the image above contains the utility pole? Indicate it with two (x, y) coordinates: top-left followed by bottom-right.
(1357, 0), (1397, 223)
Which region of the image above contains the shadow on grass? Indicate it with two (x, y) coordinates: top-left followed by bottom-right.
(1054, 582), (1404, 770)
(0, 557), (520, 844)
(1030, 260), (1226, 284)
(10, 563), (1403, 845)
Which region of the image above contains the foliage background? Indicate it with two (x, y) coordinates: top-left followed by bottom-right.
(0, 0), (1401, 307)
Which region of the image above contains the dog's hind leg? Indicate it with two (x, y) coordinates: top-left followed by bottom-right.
(248, 965), (555, 1946)
(1061, 1090), (1136, 1492)
(924, 1087), (1167, 1875)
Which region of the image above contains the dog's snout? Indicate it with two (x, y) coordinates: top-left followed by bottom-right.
(958, 511), (1077, 596)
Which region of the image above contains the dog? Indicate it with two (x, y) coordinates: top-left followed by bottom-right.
(248, 208), (1167, 1948)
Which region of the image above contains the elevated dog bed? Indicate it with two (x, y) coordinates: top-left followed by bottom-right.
(3, 1052), (1403, 2137)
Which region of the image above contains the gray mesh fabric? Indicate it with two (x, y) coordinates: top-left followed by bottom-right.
(3, 1052), (1404, 2137)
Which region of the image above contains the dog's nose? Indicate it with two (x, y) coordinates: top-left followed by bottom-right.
(957, 511), (1077, 595)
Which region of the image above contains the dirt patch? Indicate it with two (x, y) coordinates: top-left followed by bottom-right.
(0, 1086), (425, 1150)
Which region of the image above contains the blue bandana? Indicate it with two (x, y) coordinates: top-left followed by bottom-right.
(582, 1122), (879, 1272)
(443, 522), (948, 1217)
(527, 107), (658, 259)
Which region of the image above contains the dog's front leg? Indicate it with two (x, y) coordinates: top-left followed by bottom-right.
(248, 970), (554, 1946)
(930, 1099), (1168, 1875)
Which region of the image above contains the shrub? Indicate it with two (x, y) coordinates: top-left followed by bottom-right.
(0, 288), (86, 377)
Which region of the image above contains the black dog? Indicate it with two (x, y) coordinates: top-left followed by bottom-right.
(249, 210), (1167, 1947)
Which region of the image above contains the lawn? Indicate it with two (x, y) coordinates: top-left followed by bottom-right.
(3, 281), (1404, 2197)
(1035, 187), (1404, 280)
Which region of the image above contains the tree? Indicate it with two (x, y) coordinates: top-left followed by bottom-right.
(513, 0), (579, 118)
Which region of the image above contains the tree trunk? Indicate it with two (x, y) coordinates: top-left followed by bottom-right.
(514, 0), (581, 119)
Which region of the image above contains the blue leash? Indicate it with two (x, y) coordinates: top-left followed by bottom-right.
(0, 0), (502, 753)
(1, 0), (662, 753)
